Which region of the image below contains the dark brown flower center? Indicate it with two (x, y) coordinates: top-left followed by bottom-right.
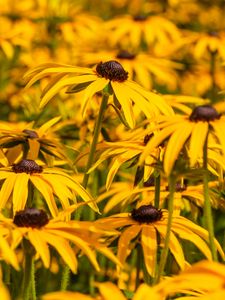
(131, 205), (162, 223)
(96, 60), (128, 82)
(23, 129), (39, 139)
(13, 208), (49, 228)
(133, 14), (148, 21)
(166, 182), (187, 192)
(116, 50), (136, 60)
(189, 105), (221, 122)
(12, 159), (43, 174)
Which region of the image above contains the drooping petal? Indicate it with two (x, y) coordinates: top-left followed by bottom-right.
(0, 174), (17, 210)
(0, 234), (19, 270)
(13, 174), (29, 214)
(28, 229), (50, 268)
(40, 231), (77, 273)
(45, 229), (100, 271)
(189, 122), (208, 167)
(81, 77), (108, 117)
(111, 82), (135, 128)
(96, 282), (126, 300)
(30, 176), (58, 217)
(117, 225), (141, 267)
(141, 225), (157, 277)
(164, 121), (194, 175)
(156, 225), (186, 270)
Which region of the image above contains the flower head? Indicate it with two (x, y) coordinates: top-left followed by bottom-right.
(96, 208), (224, 277)
(0, 160), (98, 216)
(24, 62), (173, 128)
(0, 209), (120, 273)
(140, 104), (225, 175)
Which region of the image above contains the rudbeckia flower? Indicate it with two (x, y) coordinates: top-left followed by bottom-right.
(0, 159), (98, 216)
(88, 135), (160, 190)
(42, 281), (161, 300)
(105, 14), (181, 51)
(24, 60), (173, 128)
(140, 105), (225, 175)
(0, 208), (120, 273)
(79, 49), (182, 90)
(95, 205), (224, 277)
(0, 116), (67, 163)
(190, 31), (225, 60)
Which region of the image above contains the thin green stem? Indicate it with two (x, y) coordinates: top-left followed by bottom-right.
(82, 92), (109, 189)
(154, 175), (176, 284)
(60, 265), (70, 291)
(135, 244), (142, 290)
(22, 252), (33, 300)
(154, 174), (161, 209)
(210, 50), (217, 102)
(30, 258), (36, 300)
(203, 134), (218, 261)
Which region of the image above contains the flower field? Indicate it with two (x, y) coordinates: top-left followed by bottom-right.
(1, 0), (225, 299)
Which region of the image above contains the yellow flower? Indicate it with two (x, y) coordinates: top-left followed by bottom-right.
(95, 206), (224, 277)
(105, 14), (181, 51)
(0, 208), (120, 273)
(140, 105), (225, 175)
(0, 159), (98, 216)
(0, 116), (68, 163)
(42, 281), (161, 300)
(79, 49), (182, 91)
(154, 260), (225, 299)
(191, 31), (225, 60)
(24, 61), (173, 128)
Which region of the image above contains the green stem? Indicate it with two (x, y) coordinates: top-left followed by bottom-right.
(154, 175), (176, 284)
(210, 50), (217, 102)
(22, 252), (33, 300)
(82, 92), (109, 189)
(60, 265), (70, 291)
(30, 258), (36, 300)
(154, 174), (161, 209)
(135, 244), (142, 290)
(203, 134), (218, 261)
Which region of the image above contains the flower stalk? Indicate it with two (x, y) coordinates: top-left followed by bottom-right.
(203, 133), (218, 261)
(155, 175), (176, 284)
(82, 89), (109, 189)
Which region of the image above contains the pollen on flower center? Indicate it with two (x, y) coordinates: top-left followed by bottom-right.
(116, 50), (136, 60)
(13, 208), (49, 228)
(189, 105), (221, 122)
(12, 159), (43, 174)
(131, 205), (162, 223)
(96, 60), (128, 82)
(23, 129), (39, 139)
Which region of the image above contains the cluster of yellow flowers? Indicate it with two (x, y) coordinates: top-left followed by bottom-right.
(1, 0), (225, 299)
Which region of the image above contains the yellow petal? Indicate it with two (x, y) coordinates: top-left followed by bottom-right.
(0, 174), (17, 210)
(30, 176), (58, 217)
(40, 231), (77, 273)
(164, 122), (194, 175)
(40, 75), (97, 108)
(42, 291), (93, 300)
(141, 226), (157, 277)
(189, 122), (208, 167)
(97, 282), (126, 300)
(45, 229), (100, 271)
(81, 78), (108, 117)
(111, 82), (135, 128)
(28, 229), (50, 268)
(0, 234), (19, 270)
(13, 174), (29, 214)
(118, 225), (141, 267)
(156, 225), (186, 269)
